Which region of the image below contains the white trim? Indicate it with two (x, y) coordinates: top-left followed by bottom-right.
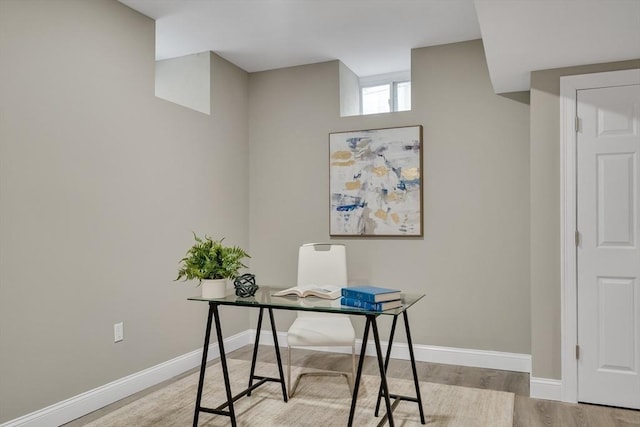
(530, 377), (563, 402)
(559, 68), (640, 405)
(258, 329), (531, 373)
(3, 328), (532, 426)
(0, 331), (251, 427)
(408, 344), (531, 373)
(359, 70), (410, 87)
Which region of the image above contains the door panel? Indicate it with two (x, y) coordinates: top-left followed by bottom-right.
(597, 276), (636, 372)
(577, 84), (640, 409)
(597, 153), (635, 247)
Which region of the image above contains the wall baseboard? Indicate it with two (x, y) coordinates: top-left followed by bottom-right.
(0, 331), (251, 427)
(254, 329), (532, 373)
(530, 377), (563, 402)
(3, 328), (533, 426)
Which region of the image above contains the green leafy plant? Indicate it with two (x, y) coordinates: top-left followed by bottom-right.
(175, 234), (250, 284)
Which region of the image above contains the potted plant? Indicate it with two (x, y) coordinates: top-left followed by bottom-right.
(176, 233), (250, 298)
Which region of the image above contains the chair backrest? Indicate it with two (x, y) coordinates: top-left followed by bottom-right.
(297, 243), (347, 318)
(297, 243), (347, 287)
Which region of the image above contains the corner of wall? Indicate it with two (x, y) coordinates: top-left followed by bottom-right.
(530, 377), (563, 402)
(339, 61), (360, 117)
(155, 51), (211, 114)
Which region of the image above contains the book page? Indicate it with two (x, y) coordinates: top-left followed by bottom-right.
(272, 286), (303, 297)
(304, 286), (341, 299)
(272, 285), (341, 299)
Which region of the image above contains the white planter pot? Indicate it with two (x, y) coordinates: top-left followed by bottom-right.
(201, 279), (227, 299)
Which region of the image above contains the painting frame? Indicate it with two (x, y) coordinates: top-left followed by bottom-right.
(329, 125), (423, 237)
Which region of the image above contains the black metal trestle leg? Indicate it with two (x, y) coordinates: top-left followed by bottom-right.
(193, 305), (288, 426)
(213, 304), (237, 427)
(268, 308), (289, 401)
(348, 316), (371, 426)
(375, 315), (398, 416)
(193, 303), (215, 427)
(373, 311), (425, 426)
(347, 315), (396, 426)
(247, 308), (287, 401)
(247, 308), (288, 401)
(404, 310), (425, 424)
(247, 307), (265, 396)
(192, 303), (238, 426)
(371, 316), (395, 427)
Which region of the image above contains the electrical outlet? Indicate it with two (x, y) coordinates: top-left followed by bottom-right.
(114, 322), (124, 343)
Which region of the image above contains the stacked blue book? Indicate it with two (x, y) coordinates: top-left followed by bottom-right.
(340, 286), (402, 312)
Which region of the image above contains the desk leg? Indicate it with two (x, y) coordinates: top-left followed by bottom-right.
(404, 310), (425, 424)
(371, 315), (395, 427)
(347, 316), (371, 427)
(247, 307), (264, 396)
(375, 314), (398, 416)
(193, 302), (214, 427)
(246, 307), (288, 402)
(212, 304), (237, 427)
(268, 308), (289, 401)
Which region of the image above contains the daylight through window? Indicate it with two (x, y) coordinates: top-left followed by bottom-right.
(360, 71), (411, 115)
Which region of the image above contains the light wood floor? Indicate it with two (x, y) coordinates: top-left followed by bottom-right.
(66, 344), (640, 426)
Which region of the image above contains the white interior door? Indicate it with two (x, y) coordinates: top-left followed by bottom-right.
(577, 83), (640, 409)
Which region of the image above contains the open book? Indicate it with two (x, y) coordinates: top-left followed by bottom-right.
(272, 285), (341, 300)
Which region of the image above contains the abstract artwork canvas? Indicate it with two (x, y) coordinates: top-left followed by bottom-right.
(329, 125), (423, 236)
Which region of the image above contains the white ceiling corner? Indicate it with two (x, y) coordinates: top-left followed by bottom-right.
(119, 0), (640, 93)
(475, 0), (640, 93)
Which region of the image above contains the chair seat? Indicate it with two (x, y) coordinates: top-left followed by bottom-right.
(287, 316), (355, 347)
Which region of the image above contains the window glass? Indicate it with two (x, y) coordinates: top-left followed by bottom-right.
(362, 84), (391, 115)
(396, 81), (411, 112)
(359, 71), (411, 115)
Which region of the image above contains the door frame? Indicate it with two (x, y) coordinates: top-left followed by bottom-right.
(560, 68), (640, 403)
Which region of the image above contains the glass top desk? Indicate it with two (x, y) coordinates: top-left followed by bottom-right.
(189, 286), (425, 427)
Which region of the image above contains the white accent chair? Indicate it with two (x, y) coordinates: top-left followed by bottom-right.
(286, 243), (356, 397)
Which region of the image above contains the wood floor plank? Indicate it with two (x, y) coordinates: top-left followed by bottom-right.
(235, 345), (639, 427)
(64, 344), (640, 426)
(513, 395), (640, 427)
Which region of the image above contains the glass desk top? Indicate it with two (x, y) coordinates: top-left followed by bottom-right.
(189, 286), (424, 316)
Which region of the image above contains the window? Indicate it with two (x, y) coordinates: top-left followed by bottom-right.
(360, 71), (411, 115)
(362, 84), (391, 114)
(395, 81), (411, 112)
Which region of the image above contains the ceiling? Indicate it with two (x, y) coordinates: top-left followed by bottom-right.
(119, 0), (640, 94)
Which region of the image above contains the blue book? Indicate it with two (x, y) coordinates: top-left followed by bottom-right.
(340, 286), (401, 303)
(341, 296), (402, 312)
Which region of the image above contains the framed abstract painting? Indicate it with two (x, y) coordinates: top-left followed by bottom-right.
(329, 125), (423, 236)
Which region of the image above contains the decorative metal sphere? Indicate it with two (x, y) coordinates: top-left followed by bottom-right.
(234, 273), (258, 297)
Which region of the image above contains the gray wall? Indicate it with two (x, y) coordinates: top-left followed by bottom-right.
(7, 0), (625, 420)
(248, 40), (531, 352)
(0, 0), (250, 422)
(529, 59), (640, 380)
